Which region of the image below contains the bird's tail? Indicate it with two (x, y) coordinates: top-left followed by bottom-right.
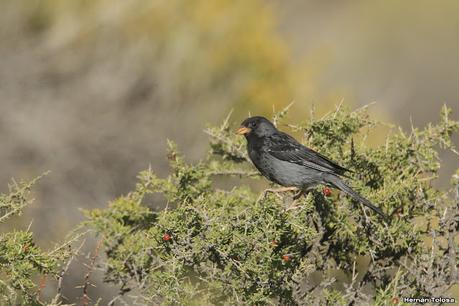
(327, 175), (386, 218)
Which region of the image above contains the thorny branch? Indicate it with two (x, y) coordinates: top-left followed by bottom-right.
(51, 240), (86, 305)
(81, 237), (104, 306)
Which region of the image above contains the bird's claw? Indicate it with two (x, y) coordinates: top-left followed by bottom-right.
(285, 200), (300, 211)
(292, 189), (305, 200)
(258, 187), (299, 201)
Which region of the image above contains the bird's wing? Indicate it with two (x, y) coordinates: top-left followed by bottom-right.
(266, 132), (350, 175)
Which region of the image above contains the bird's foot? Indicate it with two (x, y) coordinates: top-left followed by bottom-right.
(286, 188), (312, 210)
(258, 187), (299, 201)
(285, 200), (301, 211)
(292, 189), (305, 200)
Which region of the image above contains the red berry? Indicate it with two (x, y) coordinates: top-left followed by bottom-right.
(391, 297), (399, 305)
(162, 233), (172, 241)
(322, 187), (332, 197)
(282, 254), (290, 262)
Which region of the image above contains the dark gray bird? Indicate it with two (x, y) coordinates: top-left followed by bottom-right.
(236, 116), (385, 217)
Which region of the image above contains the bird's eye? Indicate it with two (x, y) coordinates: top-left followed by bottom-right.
(251, 122), (257, 128)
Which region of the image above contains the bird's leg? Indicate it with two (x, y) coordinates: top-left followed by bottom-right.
(258, 187), (298, 201)
(293, 185), (318, 199)
(286, 191), (303, 211)
(286, 186), (315, 210)
(292, 189), (305, 200)
(285, 190), (304, 211)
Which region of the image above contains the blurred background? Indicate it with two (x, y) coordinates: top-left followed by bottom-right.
(0, 0), (458, 303)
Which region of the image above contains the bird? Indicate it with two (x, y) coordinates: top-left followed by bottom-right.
(236, 116), (386, 217)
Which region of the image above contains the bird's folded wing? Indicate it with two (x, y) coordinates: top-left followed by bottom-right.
(266, 132), (350, 175)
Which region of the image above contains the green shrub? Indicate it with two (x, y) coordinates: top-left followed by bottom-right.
(0, 174), (75, 305)
(86, 105), (458, 305)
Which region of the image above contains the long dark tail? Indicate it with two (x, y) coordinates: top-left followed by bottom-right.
(327, 175), (386, 218)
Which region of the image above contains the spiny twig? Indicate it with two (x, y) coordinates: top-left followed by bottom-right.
(52, 240), (86, 304)
(82, 237), (104, 306)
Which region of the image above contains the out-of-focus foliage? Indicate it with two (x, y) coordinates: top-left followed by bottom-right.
(0, 0), (300, 249)
(279, 1), (459, 124)
(1, 0), (295, 110)
(86, 106), (458, 305)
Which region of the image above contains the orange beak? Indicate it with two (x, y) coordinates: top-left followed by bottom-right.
(236, 126), (251, 135)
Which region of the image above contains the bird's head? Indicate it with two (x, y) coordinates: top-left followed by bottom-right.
(236, 116), (277, 138)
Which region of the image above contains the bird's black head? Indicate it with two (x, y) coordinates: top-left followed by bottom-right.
(236, 116), (277, 138)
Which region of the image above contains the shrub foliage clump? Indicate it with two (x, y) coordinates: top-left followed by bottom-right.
(0, 175), (73, 305)
(86, 106), (458, 305)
